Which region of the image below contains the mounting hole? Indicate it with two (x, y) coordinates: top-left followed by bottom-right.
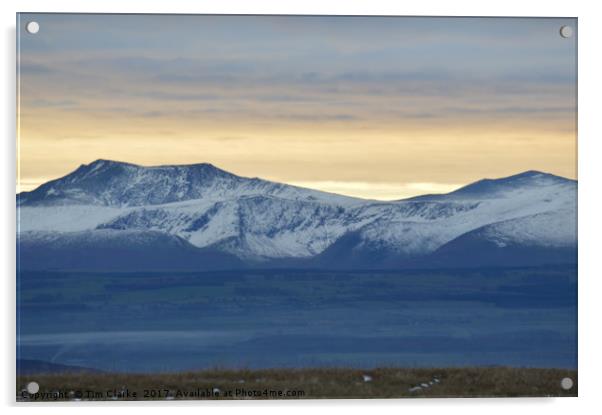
(26, 21), (40, 34)
(560, 377), (574, 390)
(26, 381), (39, 394)
(559, 25), (573, 38)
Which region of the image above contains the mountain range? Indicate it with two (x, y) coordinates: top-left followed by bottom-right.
(17, 159), (577, 271)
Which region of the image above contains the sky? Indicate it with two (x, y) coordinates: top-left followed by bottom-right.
(17, 14), (577, 200)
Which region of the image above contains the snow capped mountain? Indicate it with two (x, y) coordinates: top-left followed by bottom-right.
(17, 159), (361, 207)
(408, 170), (572, 201)
(418, 208), (577, 269)
(17, 160), (577, 270)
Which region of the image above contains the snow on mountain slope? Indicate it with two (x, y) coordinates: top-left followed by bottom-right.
(16, 161), (577, 266)
(92, 197), (489, 259)
(319, 171), (576, 261)
(18, 205), (127, 232)
(470, 209), (577, 249)
(93, 196), (363, 259)
(17, 159), (363, 208)
(417, 209), (578, 269)
(407, 170), (572, 201)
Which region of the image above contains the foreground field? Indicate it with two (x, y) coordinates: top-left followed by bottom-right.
(17, 367), (577, 400)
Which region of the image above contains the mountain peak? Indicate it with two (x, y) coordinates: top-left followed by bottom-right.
(88, 158), (123, 166)
(511, 169), (546, 178)
(70, 159), (234, 182)
(448, 170), (573, 199)
(18, 159), (242, 207)
(83, 159), (221, 170)
(75, 159), (134, 174)
(403, 170), (574, 202)
(496, 170), (569, 181)
(475, 169), (573, 185)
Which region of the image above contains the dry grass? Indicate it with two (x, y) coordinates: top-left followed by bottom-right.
(17, 367), (577, 401)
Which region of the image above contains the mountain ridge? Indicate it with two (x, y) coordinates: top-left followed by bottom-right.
(19, 159), (576, 205)
(18, 159), (364, 208)
(17, 160), (577, 270)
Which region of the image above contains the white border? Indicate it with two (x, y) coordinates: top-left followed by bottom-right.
(2, 1), (601, 414)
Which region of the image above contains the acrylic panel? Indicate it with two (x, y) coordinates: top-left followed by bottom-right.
(16, 14), (577, 401)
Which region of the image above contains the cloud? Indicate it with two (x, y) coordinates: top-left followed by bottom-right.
(27, 99), (79, 108)
(276, 113), (360, 122)
(17, 14), (576, 192)
(138, 91), (221, 101)
(138, 111), (165, 118)
(19, 62), (54, 74)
